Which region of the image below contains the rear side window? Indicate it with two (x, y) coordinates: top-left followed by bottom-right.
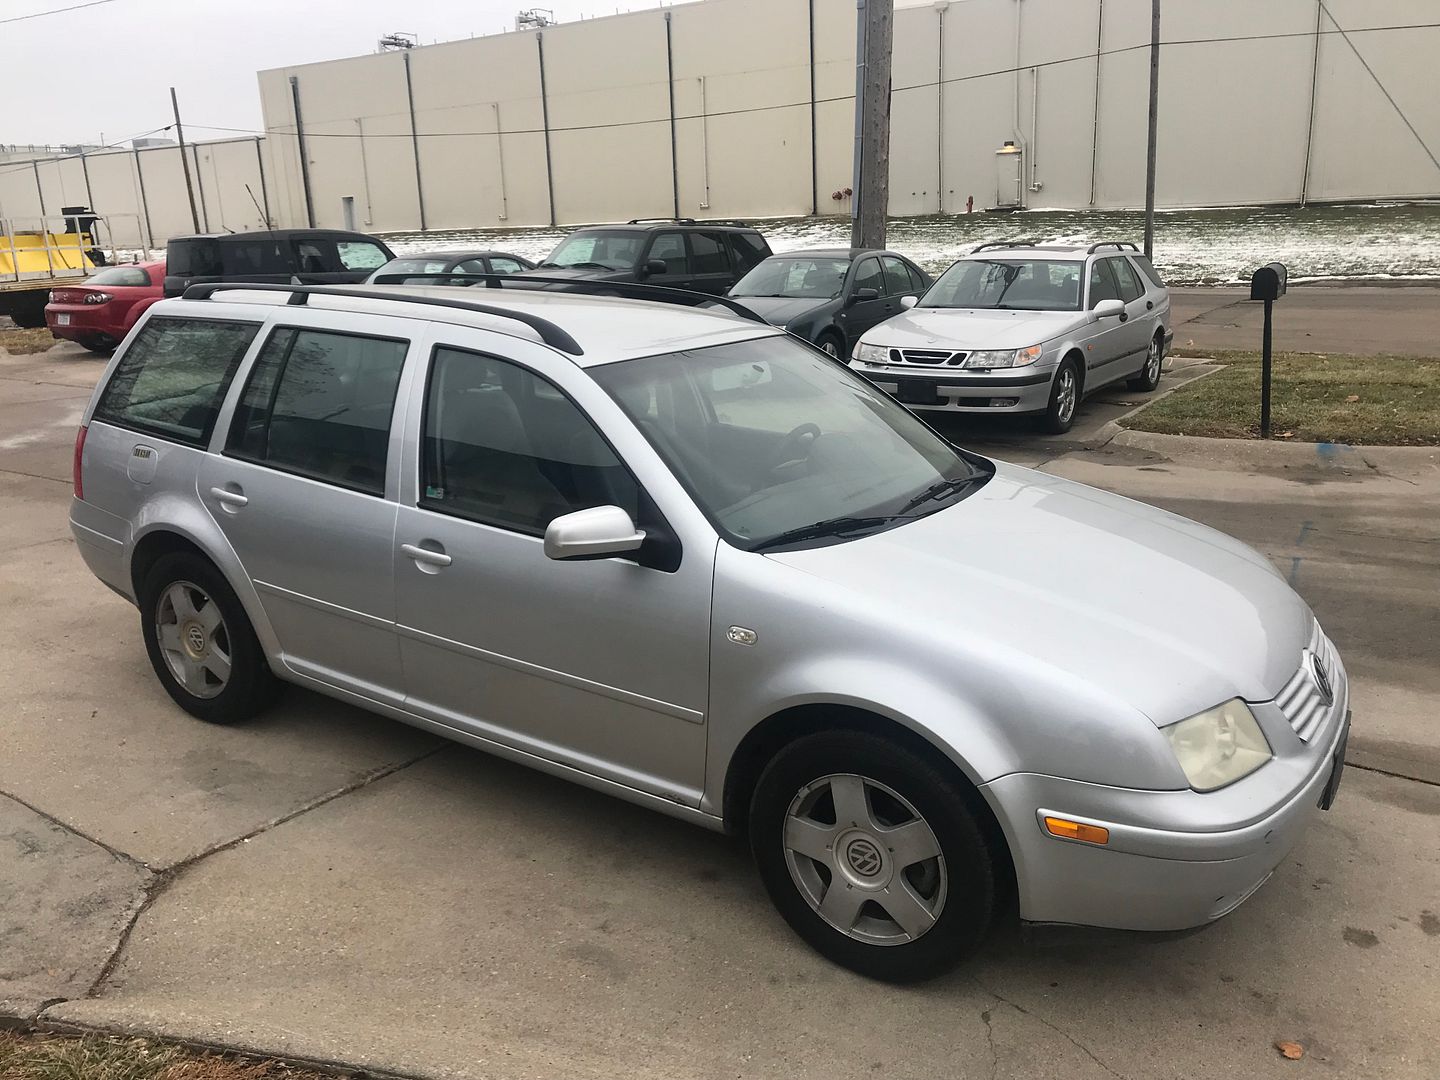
(1129, 253), (1166, 290)
(421, 346), (639, 535)
(689, 233), (729, 274)
(293, 239), (337, 274)
(227, 328), (408, 496)
(881, 257), (915, 296)
(489, 257), (526, 275)
(1109, 257), (1144, 302)
(337, 240), (390, 271)
(93, 317), (259, 446)
(728, 232), (769, 273)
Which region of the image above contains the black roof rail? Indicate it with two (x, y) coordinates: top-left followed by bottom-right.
(366, 272), (769, 325)
(180, 282), (585, 356)
(971, 238), (1042, 253)
(694, 218), (752, 228)
(627, 217), (696, 225)
(1085, 241), (1140, 254)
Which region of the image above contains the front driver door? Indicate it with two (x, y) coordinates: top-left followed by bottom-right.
(641, 231), (694, 290)
(392, 329), (714, 804)
(836, 256), (891, 342)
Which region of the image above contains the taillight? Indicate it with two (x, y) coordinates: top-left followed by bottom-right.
(83, 291), (113, 305)
(73, 424), (87, 500)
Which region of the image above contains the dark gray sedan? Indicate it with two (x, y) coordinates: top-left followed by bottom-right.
(367, 249), (535, 284)
(728, 248), (931, 359)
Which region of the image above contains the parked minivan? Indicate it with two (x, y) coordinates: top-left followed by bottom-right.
(164, 230), (394, 298)
(71, 282), (1348, 982)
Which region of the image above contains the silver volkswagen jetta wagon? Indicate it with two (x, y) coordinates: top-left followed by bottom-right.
(70, 282), (1350, 981)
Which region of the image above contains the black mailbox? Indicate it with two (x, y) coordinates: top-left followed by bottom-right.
(1250, 262), (1288, 302)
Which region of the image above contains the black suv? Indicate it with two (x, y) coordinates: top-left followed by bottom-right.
(527, 219), (772, 295)
(164, 229), (395, 298)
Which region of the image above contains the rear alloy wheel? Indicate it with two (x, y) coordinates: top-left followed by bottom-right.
(1041, 358), (1080, 434)
(140, 552), (278, 724)
(750, 730), (996, 981)
(1128, 334), (1164, 392)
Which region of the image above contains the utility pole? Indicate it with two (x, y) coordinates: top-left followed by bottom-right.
(170, 87), (201, 234)
(1142, 0), (1160, 259)
(850, 0), (893, 250)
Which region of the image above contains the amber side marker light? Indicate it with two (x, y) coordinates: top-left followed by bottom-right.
(1044, 817), (1110, 845)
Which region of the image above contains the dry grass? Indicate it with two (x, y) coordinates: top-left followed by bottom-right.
(0, 1033), (333, 1080)
(0, 324), (58, 355)
(1127, 349), (1440, 445)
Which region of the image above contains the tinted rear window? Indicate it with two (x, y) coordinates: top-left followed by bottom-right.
(85, 265), (152, 287)
(93, 317), (259, 446)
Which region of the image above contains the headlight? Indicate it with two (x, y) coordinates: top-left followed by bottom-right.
(1164, 699), (1272, 792)
(963, 345), (1043, 369)
(854, 342), (889, 364)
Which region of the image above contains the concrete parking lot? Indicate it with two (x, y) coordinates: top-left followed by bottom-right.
(2, 338), (1438, 1080)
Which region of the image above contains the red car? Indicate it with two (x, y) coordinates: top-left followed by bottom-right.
(46, 260), (165, 354)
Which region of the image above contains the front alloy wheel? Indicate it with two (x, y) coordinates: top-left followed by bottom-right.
(1041, 358), (1080, 434)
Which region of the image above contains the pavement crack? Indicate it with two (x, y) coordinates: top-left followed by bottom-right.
(0, 466), (70, 485)
(82, 744), (445, 1000)
(980, 1007), (998, 1080)
(973, 977), (1129, 1080)
(0, 788), (147, 871)
(1345, 759), (1440, 788)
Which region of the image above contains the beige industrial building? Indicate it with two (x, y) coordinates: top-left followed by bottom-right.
(2, 0), (1437, 247)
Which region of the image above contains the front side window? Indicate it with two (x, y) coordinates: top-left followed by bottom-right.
(542, 230), (645, 271)
(690, 233), (729, 274)
(853, 258), (885, 295)
(1109, 256), (1144, 302)
(731, 257), (850, 299)
(922, 259), (1082, 311)
(646, 232), (687, 273)
(336, 241), (390, 271)
(593, 334), (991, 550)
(1088, 258), (1122, 307)
(421, 347), (640, 535)
(93, 317), (259, 446)
(227, 328), (408, 495)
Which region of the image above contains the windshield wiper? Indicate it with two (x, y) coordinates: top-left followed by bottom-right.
(751, 514), (914, 551)
(894, 474), (983, 515)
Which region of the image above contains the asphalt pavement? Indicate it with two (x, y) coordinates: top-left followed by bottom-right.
(2, 337), (1437, 1079)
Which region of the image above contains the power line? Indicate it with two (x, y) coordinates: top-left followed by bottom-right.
(185, 19), (1440, 145)
(0, 0), (120, 26)
(0, 124), (173, 177)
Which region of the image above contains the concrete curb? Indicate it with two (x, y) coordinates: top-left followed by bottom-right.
(1099, 424), (1440, 472)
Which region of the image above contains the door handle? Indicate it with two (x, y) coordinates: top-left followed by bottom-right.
(400, 542), (452, 569)
(209, 486), (248, 508)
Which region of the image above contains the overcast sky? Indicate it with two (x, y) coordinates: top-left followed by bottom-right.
(3, 0), (670, 148)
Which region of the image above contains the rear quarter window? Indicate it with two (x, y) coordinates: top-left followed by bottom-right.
(1129, 253), (1167, 290)
(92, 317), (260, 446)
(85, 265), (152, 287)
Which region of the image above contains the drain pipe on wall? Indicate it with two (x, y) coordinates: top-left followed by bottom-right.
(1011, 0), (1027, 208)
(936, 0), (947, 214)
(1029, 65), (1041, 193)
(1088, 0), (1104, 206)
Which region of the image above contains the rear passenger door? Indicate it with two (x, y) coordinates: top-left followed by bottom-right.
(199, 313), (419, 702)
(687, 231), (734, 294)
(1104, 256), (1152, 380)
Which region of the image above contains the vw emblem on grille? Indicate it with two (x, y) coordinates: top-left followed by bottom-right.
(1308, 652), (1334, 706)
(846, 838), (883, 877)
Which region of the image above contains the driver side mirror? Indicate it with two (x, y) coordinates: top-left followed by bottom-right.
(1091, 298), (1126, 322)
(847, 287), (880, 307)
(544, 505), (645, 561)
(899, 294), (918, 310)
(643, 259), (668, 277)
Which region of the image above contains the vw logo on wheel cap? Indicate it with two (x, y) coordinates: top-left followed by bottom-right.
(845, 837), (883, 877)
(1309, 653), (1334, 706)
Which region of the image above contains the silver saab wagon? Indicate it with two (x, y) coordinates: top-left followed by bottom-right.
(70, 283), (1349, 981)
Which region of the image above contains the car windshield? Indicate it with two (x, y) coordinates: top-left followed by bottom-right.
(731, 257), (850, 299)
(920, 259), (1082, 311)
(542, 231), (645, 270)
(592, 334), (991, 551)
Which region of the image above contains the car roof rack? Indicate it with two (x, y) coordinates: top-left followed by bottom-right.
(626, 217), (697, 225)
(970, 238), (1042, 253)
(180, 282), (585, 356)
(694, 218), (752, 227)
(1085, 241), (1140, 254)
(364, 272), (769, 325)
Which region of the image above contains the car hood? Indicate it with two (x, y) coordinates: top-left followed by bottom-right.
(766, 462), (1311, 726)
(862, 307), (1082, 350)
(729, 295), (833, 327)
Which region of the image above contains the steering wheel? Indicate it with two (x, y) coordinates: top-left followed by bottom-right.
(770, 423), (822, 475)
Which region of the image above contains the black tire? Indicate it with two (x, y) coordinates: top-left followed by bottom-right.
(138, 552), (279, 724)
(814, 330), (846, 362)
(9, 307), (46, 329)
(749, 729), (997, 982)
(1040, 356), (1082, 434)
(79, 335), (116, 356)
(1127, 333), (1164, 392)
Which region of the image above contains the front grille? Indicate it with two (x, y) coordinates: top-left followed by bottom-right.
(889, 348), (968, 367)
(1274, 623), (1341, 742)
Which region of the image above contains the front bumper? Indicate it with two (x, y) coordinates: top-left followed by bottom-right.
(850, 361), (1055, 414)
(984, 704), (1350, 932)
